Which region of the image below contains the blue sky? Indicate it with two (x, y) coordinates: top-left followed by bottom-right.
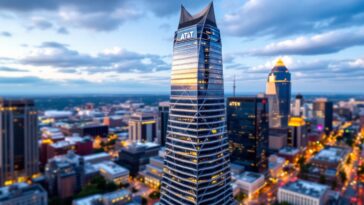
(0, 0), (363, 95)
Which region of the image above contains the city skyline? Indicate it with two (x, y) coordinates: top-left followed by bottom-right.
(0, 0), (363, 94)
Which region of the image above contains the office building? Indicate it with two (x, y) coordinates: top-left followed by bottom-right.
(278, 180), (329, 205)
(72, 189), (133, 205)
(234, 171), (265, 199)
(118, 142), (160, 176)
(158, 102), (169, 146)
(128, 112), (157, 142)
(288, 117), (307, 150)
(266, 59), (291, 129)
(293, 94), (303, 117)
(313, 98), (333, 134)
(0, 183), (48, 205)
(227, 97), (269, 173)
(94, 161), (129, 185)
(139, 149), (165, 189)
(0, 99), (39, 186)
(161, 3), (233, 204)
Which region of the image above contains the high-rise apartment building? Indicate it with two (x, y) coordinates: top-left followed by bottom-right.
(226, 97), (269, 173)
(161, 3), (233, 204)
(266, 59), (291, 129)
(0, 99), (39, 186)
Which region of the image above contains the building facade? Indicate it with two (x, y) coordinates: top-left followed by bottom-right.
(0, 99), (39, 186)
(158, 102), (170, 146)
(227, 97), (269, 173)
(266, 59), (291, 129)
(313, 99), (333, 134)
(128, 112), (157, 143)
(161, 3), (233, 205)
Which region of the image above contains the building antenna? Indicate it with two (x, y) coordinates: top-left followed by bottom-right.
(233, 74), (236, 97)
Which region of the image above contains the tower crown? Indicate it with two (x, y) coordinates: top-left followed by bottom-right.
(275, 58), (285, 67)
(179, 2), (216, 29)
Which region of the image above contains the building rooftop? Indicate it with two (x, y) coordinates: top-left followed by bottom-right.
(83, 152), (111, 162)
(236, 171), (264, 183)
(281, 180), (329, 198)
(0, 183), (46, 202)
(313, 146), (349, 163)
(95, 161), (129, 176)
(279, 146), (299, 156)
(123, 142), (160, 153)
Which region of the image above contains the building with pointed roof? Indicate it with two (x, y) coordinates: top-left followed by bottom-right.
(160, 2), (233, 205)
(266, 59), (291, 129)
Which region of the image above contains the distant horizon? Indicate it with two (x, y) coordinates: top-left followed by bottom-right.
(0, 1), (363, 94)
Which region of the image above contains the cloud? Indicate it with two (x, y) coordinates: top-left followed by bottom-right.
(226, 56), (364, 83)
(222, 0), (364, 38)
(248, 28), (364, 56)
(28, 17), (53, 30)
(0, 31), (12, 37)
(0, 66), (27, 72)
(57, 27), (69, 34)
(19, 42), (169, 73)
(0, 76), (47, 84)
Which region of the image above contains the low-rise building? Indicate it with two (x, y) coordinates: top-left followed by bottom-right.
(278, 146), (300, 163)
(304, 146), (350, 186)
(0, 183), (48, 205)
(95, 161), (129, 185)
(278, 180), (329, 205)
(118, 142), (160, 176)
(235, 171), (265, 198)
(72, 189), (133, 205)
(139, 155), (164, 188)
(269, 155), (285, 178)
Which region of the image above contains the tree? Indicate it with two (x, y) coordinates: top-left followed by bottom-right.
(234, 192), (247, 202)
(141, 197), (148, 205)
(339, 170), (347, 183)
(331, 180), (338, 189)
(149, 191), (161, 199)
(74, 175), (118, 199)
(319, 175), (326, 184)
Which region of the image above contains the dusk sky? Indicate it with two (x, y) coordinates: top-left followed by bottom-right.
(0, 0), (363, 95)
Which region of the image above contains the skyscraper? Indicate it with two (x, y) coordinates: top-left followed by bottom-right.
(0, 99), (39, 186)
(266, 59), (291, 129)
(161, 3), (233, 205)
(158, 102), (169, 146)
(313, 98), (333, 134)
(227, 97), (269, 173)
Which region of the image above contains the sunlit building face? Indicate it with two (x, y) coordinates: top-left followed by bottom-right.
(161, 3), (233, 205)
(266, 59), (291, 129)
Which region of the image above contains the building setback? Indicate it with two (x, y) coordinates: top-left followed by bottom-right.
(161, 3), (233, 204)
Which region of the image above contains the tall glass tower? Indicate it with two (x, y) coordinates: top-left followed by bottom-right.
(266, 59), (291, 129)
(161, 3), (233, 205)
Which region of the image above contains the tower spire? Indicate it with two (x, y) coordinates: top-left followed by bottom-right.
(233, 74), (236, 97)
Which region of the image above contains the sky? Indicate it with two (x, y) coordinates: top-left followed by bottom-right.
(0, 0), (363, 95)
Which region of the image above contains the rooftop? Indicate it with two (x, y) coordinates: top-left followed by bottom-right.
(279, 146), (299, 156)
(236, 171), (264, 183)
(313, 146), (349, 163)
(95, 161), (129, 176)
(281, 180), (329, 198)
(0, 183), (46, 201)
